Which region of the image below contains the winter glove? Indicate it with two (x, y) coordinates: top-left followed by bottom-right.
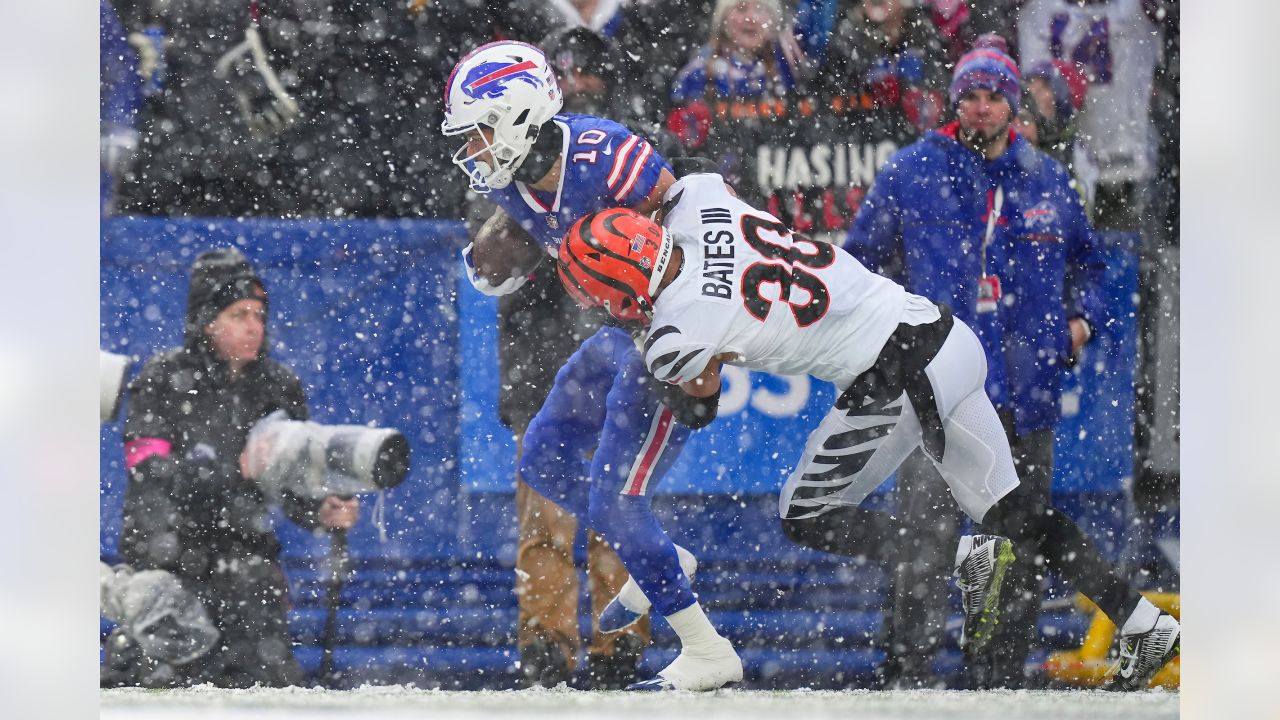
(213, 24), (300, 138)
(462, 243), (529, 296)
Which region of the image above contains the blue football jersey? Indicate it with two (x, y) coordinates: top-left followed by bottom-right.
(488, 113), (670, 253)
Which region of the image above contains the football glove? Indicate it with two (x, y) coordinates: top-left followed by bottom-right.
(461, 243), (529, 296)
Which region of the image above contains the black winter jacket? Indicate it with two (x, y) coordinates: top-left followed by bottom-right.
(120, 342), (322, 579)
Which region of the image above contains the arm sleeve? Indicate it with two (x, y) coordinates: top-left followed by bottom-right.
(844, 163), (904, 281)
(119, 357), (183, 570)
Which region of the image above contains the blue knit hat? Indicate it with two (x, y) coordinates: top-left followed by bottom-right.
(949, 46), (1021, 115)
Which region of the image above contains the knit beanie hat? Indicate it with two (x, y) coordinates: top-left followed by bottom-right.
(185, 248), (267, 345)
(1024, 58), (1088, 125)
(949, 44), (1021, 115)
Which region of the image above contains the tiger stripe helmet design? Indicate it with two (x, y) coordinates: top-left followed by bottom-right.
(558, 208), (673, 325)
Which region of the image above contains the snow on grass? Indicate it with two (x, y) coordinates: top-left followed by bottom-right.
(101, 685), (1179, 720)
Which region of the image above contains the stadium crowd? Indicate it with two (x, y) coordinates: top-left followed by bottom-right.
(100, 0), (1180, 693)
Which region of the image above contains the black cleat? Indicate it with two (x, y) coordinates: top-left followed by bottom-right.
(519, 638), (572, 688)
(586, 633), (645, 690)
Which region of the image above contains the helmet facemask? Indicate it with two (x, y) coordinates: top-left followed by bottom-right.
(443, 106), (539, 193)
(441, 41), (564, 193)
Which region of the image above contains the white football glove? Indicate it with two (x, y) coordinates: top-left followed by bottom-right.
(461, 243), (529, 297)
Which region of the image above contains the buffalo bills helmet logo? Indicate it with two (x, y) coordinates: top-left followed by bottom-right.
(462, 59), (541, 101)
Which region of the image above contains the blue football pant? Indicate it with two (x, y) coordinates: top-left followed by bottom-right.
(520, 326), (697, 617)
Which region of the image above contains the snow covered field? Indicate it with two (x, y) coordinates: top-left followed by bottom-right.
(100, 685), (1180, 720)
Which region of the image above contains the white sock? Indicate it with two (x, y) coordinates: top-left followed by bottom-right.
(954, 535), (976, 570)
(617, 544), (698, 613)
(1120, 596), (1161, 636)
(665, 601), (723, 649)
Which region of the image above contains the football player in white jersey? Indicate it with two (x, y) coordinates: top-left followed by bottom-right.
(558, 171), (1180, 691)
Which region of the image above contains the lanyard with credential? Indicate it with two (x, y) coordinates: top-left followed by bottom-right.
(976, 185), (1003, 313)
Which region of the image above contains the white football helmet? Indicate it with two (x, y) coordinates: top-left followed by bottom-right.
(442, 41), (563, 193)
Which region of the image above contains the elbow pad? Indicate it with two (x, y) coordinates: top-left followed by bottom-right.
(658, 382), (720, 429)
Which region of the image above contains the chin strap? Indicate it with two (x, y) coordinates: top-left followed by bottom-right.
(514, 121), (563, 183)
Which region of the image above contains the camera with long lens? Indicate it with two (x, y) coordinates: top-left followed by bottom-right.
(100, 349), (130, 423)
(243, 410), (411, 499)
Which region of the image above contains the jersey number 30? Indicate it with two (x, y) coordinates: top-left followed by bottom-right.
(740, 215), (833, 327)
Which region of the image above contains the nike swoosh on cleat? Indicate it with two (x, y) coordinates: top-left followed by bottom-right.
(626, 677), (672, 691)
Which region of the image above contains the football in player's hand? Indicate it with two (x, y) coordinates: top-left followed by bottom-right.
(472, 210), (545, 284)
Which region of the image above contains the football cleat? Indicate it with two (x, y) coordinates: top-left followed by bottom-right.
(954, 534), (1016, 652)
(518, 638), (571, 688)
(625, 636), (742, 691)
(1104, 607), (1180, 691)
(585, 633), (645, 690)
(600, 545), (698, 633)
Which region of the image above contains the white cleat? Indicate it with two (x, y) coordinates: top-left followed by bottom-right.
(1104, 598), (1181, 691)
(600, 545), (698, 633)
(626, 637), (742, 691)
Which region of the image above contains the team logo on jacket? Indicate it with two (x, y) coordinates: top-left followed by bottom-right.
(1022, 200), (1059, 231)
(462, 60), (540, 100)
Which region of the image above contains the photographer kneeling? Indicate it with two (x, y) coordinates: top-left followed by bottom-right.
(109, 248), (359, 688)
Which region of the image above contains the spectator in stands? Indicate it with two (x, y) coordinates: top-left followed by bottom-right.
(666, 0), (808, 184)
(810, 0), (948, 133)
(112, 0), (309, 216)
(783, 42), (1107, 689)
(115, 0), (553, 219)
(1017, 0), (1162, 219)
(922, 1), (1019, 61)
(671, 0), (808, 106)
(109, 248), (359, 688)
(610, 1), (714, 138)
(794, 0), (1013, 67)
(1016, 59), (1089, 167)
(531, 1), (711, 144)
(100, 0), (142, 217)
(545, 0), (627, 35)
(543, 25), (626, 118)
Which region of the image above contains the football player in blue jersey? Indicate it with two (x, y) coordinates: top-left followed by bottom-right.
(441, 41), (742, 691)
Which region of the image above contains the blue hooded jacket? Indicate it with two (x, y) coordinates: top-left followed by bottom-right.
(844, 121), (1106, 435)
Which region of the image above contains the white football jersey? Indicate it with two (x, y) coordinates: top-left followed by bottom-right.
(644, 174), (912, 391)
(1017, 0), (1161, 184)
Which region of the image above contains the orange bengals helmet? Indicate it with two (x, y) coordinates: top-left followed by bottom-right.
(558, 208), (673, 325)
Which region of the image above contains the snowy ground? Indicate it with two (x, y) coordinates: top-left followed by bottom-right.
(100, 685), (1180, 720)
